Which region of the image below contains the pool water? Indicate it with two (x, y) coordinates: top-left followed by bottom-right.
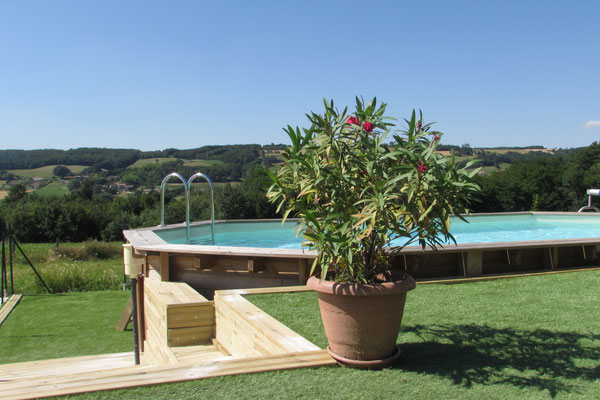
(154, 214), (600, 249)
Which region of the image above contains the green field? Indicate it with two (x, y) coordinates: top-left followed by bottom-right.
(5, 242), (123, 294)
(8, 165), (88, 179)
(480, 162), (511, 173)
(0, 291), (131, 364)
(128, 158), (224, 168)
(35, 180), (71, 196)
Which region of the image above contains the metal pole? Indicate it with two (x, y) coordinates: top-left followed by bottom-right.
(1, 238), (5, 304)
(8, 235), (13, 296)
(12, 239), (52, 294)
(131, 276), (140, 365)
(9, 237), (14, 294)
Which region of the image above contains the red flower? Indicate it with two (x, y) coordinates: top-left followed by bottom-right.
(347, 116), (359, 125)
(363, 121), (374, 132)
(418, 162), (427, 173)
(417, 122), (422, 131)
(433, 135), (439, 142)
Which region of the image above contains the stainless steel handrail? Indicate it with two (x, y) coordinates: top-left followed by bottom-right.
(578, 189), (600, 212)
(187, 173), (215, 245)
(160, 172), (215, 245)
(160, 173), (189, 242)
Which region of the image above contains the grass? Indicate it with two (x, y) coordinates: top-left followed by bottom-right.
(35, 180), (70, 197)
(0, 291), (131, 364)
(8, 165), (88, 179)
(480, 162), (511, 173)
(13, 270), (594, 400)
(5, 242), (124, 294)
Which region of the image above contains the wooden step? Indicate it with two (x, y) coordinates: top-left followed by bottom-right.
(0, 352), (137, 381)
(0, 294), (23, 327)
(0, 350), (335, 400)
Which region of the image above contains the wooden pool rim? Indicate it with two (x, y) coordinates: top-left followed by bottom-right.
(123, 212), (600, 293)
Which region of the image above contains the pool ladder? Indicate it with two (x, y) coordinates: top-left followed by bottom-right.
(578, 189), (600, 212)
(159, 172), (215, 244)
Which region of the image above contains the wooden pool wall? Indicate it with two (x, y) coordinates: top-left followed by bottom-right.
(125, 222), (600, 297)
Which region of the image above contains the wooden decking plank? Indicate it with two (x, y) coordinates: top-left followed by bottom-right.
(215, 301), (284, 357)
(217, 293), (320, 353)
(216, 285), (314, 296)
(0, 294), (23, 327)
(0, 350), (335, 400)
(0, 352), (135, 380)
(416, 266), (600, 285)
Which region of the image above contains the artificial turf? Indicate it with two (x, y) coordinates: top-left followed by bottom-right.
(2, 270), (599, 399)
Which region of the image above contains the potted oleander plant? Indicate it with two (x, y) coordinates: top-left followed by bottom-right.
(267, 97), (479, 369)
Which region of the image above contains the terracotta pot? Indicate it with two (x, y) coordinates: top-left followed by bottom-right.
(306, 272), (416, 369)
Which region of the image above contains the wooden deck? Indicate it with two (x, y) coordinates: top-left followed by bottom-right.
(0, 294), (22, 327)
(0, 349), (333, 400)
(0, 285), (336, 399)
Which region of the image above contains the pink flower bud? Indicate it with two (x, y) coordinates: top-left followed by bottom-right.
(417, 122), (422, 130)
(418, 162), (427, 173)
(347, 116), (359, 125)
(363, 121), (374, 132)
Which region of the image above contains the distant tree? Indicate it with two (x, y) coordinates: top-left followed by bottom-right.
(53, 165), (72, 177)
(0, 170), (17, 181)
(562, 143), (600, 208)
(460, 143), (473, 156)
(5, 183), (28, 203)
(77, 179), (95, 201)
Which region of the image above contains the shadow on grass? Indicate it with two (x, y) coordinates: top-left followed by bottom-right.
(397, 324), (600, 396)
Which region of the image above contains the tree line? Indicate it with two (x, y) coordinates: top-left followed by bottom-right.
(0, 144), (278, 171)
(1, 143), (599, 243)
(0, 166), (278, 242)
(470, 143), (600, 212)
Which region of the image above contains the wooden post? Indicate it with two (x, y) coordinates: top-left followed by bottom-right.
(551, 247), (559, 269)
(159, 252), (170, 281)
(115, 297), (133, 331)
(298, 259), (307, 284)
(247, 258), (264, 273)
(465, 251), (483, 276)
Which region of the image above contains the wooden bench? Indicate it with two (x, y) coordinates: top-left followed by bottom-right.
(144, 279), (215, 356)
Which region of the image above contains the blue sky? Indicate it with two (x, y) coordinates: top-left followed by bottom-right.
(1, 0), (599, 151)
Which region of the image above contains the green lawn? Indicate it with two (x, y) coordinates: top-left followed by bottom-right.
(35, 180), (70, 197)
(1, 270), (594, 399)
(0, 291), (131, 364)
(8, 165), (88, 179)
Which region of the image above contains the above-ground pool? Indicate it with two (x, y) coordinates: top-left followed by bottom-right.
(124, 212), (600, 296)
(153, 213), (600, 248)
